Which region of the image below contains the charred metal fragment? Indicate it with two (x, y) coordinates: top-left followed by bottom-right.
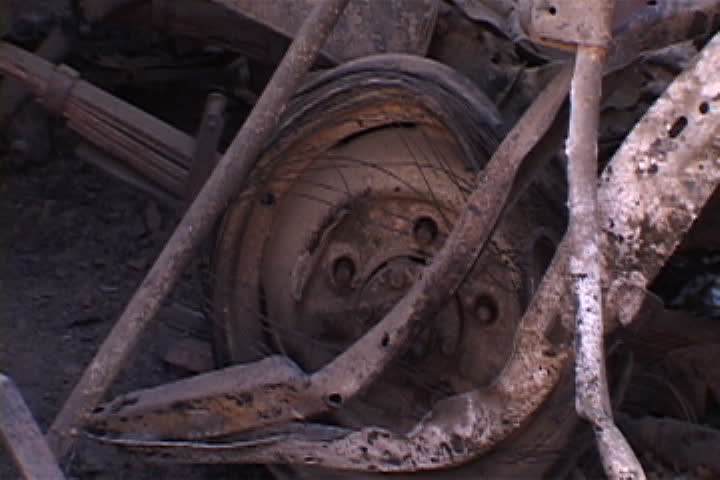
(89, 356), (312, 440)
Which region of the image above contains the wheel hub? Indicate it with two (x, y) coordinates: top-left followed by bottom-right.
(214, 125), (533, 433)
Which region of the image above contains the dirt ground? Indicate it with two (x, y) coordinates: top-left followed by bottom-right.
(0, 128), (267, 479)
(0, 3), (259, 478)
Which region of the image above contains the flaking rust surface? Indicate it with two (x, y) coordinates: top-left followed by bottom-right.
(600, 32), (720, 327)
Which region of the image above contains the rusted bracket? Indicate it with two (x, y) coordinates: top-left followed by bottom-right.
(0, 374), (66, 480)
(91, 28), (720, 473)
(43, 0), (351, 460)
(529, 0), (614, 49)
(515, 0), (720, 66)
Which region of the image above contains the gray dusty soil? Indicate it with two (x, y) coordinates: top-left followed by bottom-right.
(0, 133), (266, 478)
(0, 0), (265, 480)
(0, 2), (264, 478)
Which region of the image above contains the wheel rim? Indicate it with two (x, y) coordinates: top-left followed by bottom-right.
(210, 55), (563, 475)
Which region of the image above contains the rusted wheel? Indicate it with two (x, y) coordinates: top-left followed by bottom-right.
(211, 55), (566, 477)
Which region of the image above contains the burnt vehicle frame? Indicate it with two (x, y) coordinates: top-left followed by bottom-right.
(2, 0), (720, 479)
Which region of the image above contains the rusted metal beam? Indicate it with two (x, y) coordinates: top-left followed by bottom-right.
(0, 374), (66, 480)
(566, 31), (612, 434)
(44, 0), (351, 459)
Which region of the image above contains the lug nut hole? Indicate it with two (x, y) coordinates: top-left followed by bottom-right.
(326, 393), (343, 406)
(413, 217), (439, 246)
(472, 295), (498, 326)
(332, 256), (356, 288)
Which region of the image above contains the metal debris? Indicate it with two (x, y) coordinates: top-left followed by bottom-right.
(1, 0), (720, 477)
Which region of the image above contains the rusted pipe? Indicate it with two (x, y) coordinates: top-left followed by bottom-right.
(566, 51), (609, 431)
(557, 0), (644, 476)
(568, 43), (645, 480)
(45, 0), (350, 459)
(0, 374), (66, 480)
